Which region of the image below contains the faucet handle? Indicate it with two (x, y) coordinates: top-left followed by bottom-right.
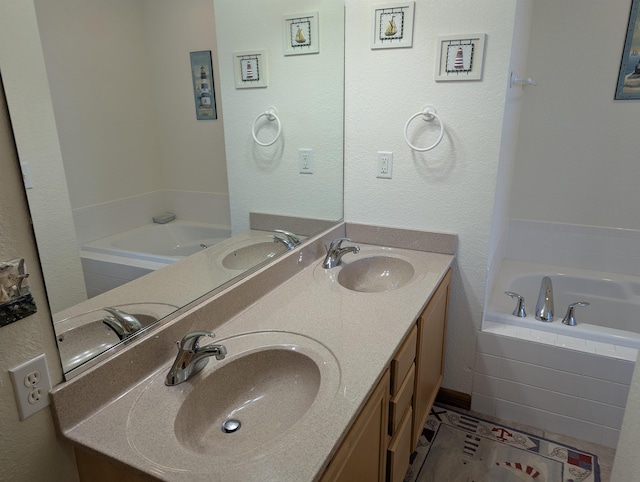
(504, 291), (526, 318)
(562, 302), (590, 326)
(328, 237), (351, 251)
(274, 229), (300, 245)
(178, 331), (216, 351)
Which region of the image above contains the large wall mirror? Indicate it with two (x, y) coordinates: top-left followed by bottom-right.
(3, 0), (344, 377)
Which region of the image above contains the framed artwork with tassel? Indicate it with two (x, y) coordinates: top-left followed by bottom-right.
(435, 34), (486, 81)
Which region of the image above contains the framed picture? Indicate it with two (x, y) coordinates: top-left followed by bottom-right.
(283, 12), (319, 55)
(435, 34), (487, 81)
(233, 50), (268, 89)
(189, 51), (217, 120)
(371, 2), (415, 50)
(615, 0), (640, 99)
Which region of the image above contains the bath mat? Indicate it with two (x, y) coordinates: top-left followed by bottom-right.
(405, 405), (600, 482)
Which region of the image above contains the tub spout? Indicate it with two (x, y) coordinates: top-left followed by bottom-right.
(535, 276), (554, 322)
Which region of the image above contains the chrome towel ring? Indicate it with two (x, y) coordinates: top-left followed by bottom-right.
(403, 106), (445, 152)
(252, 107), (281, 147)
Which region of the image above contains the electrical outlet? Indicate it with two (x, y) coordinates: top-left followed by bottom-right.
(9, 354), (52, 420)
(377, 151), (393, 179)
(298, 148), (313, 174)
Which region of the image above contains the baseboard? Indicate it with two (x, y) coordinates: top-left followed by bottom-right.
(436, 387), (471, 410)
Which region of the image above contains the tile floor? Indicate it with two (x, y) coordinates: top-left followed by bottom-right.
(432, 403), (616, 481)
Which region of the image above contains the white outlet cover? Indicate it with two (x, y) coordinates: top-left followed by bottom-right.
(9, 354), (52, 420)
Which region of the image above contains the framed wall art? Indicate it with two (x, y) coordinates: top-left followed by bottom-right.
(189, 51), (217, 120)
(615, 0), (640, 99)
(283, 12), (319, 55)
(435, 33), (486, 81)
(371, 2), (415, 50)
(233, 50), (268, 89)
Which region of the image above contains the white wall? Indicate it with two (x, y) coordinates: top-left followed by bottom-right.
(344, 0), (518, 393)
(510, 0), (639, 229)
(0, 0), (87, 314)
(215, 0), (344, 234)
(0, 73), (79, 482)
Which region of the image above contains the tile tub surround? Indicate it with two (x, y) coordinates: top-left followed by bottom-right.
(471, 330), (633, 448)
(49, 223), (456, 481)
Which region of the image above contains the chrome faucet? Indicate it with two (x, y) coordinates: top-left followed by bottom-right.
(165, 331), (227, 386)
(102, 307), (143, 340)
(272, 233), (295, 250)
(322, 238), (360, 269)
(274, 229), (300, 247)
(535, 276), (554, 322)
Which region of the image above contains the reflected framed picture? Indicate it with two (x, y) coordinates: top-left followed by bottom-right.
(435, 33), (486, 81)
(189, 51), (217, 120)
(371, 2), (415, 50)
(283, 12), (319, 55)
(615, 0), (640, 99)
(233, 50), (268, 89)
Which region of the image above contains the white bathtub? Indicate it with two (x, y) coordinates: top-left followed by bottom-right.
(80, 221), (231, 298)
(485, 259), (640, 349)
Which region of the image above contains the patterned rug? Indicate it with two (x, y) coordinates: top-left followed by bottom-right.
(405, 405), (600, 482)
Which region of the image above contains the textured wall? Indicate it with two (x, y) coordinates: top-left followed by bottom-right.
(0, 74), (79, 481)
(344, 0), (518, 393)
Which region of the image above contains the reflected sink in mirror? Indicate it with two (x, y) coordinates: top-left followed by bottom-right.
(55, 303), (179, 373)
(221, 241), (287, 271)
(127, 331), (340, 469)
(314, 246), (427, 293)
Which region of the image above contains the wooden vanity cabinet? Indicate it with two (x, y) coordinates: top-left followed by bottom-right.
(319, 369), (390, 482)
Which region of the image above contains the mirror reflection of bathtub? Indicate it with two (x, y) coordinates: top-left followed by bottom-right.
(80, 221), (232, 297)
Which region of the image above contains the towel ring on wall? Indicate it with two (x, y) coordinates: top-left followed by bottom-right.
(403, 106), (445, 152)
(252, 107), (282, 147)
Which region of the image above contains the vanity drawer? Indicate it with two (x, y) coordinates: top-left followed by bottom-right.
(387, 406), (413, 482)
(391, 325), (417, 395)
(389, 363), (415, 435)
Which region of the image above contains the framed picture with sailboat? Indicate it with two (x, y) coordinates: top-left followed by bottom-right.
(615, 0), (640, 99)
(371, 2), (415, 50)
(283, 12), (319, 56)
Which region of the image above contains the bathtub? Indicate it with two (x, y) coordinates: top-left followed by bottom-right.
(80, 221), (231, 298)
(485, 259), (640, 349)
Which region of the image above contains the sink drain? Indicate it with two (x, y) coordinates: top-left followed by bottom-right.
(221, 419), (241, 434)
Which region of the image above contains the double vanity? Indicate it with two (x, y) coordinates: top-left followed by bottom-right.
(49, 222), (456, 481)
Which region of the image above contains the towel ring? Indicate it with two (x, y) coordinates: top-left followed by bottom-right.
(404, 106), (445, 152)
(252, 107), (281, 147)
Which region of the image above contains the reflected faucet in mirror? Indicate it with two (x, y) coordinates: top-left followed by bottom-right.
(101, 307), (142, 340)
(272, 229), (301, 250)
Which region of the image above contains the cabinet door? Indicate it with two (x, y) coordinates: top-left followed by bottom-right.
(412, 269), (451, 450)
(320, 370), (390, 482)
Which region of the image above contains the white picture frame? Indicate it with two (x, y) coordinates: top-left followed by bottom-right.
(435, 33), (486, 81)
(371, 2), (415, 50)
(233, 50), (268, 89)
(283, 12), (319, 56)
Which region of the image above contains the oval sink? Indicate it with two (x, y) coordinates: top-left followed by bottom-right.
(221, 242), (286, 270)
(127, 331), (340, 468)
(175, 348), (320, 457)
(338, 256), (415, 292)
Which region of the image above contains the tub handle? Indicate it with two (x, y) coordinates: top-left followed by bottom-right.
(562, 301), (590, 326)
(504, 291), (526, 318)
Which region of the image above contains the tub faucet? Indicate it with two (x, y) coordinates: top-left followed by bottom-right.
(322, 238), (360, 269)
(102, 307), (143, 339)
(165, 331), (227, 386)
(535, 276), (554, 322)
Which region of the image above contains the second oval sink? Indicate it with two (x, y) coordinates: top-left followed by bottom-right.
(337, 256), (415, 292)
(221, 242), (286, 270)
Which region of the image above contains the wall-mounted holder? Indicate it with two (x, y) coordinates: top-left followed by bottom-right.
(404, 105), (445, 152)
(252, 107), (282, 147)
(0, 258), (36, 327)
(510, 72), (537, 88)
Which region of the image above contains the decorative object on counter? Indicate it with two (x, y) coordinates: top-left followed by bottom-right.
(435, 33), (486, 81)
(252, 107), (282, 146)
(283, 12), (319, 55)
(406, 404), (601, 482)
(0, 258), (36, 327)
(404, 105), (445, 152)
(234, 50), (268, 89)
(371, 2), (415, 49)
(615, 0), (640, 99)
(189, 50), (217, 120)
(152, 212), (175, 224)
